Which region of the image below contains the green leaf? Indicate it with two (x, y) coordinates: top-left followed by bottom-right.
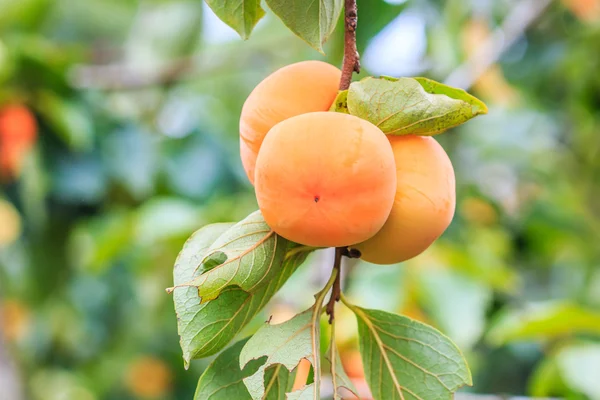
(188, 211), (289, 303)
(486, 301), (600, 346)
(239, 271), (337, 400)
(195, 338), (295, 400)
(529, 356), (568, 398)
(173, 222), (313, 365)
(38, 91), (94, 151)
(329, 90), (349, 114)
(239, 309), (319, 400)
(205, 0), (265, 40)
(265, 0), (343, 53)
(345, 76), (488, 136)
(556, 343), (600, 400)
(348, 305), (472, 400)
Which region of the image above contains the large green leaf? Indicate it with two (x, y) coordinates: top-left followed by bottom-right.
(195, 338), (294, 400)
(205, 0), (265, 40)
(187, 211), (289, 303)
(345, 76), (487, 136)
(265, 0), (343, 53)
(348, 305), (471, 400)
(172, 221), (312, 366)
(486, 301), (600, 345)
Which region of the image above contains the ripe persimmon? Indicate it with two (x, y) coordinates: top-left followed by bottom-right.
(352, 135), (456, 264)
(254, 112), (396, 248)
(240, 61), (341, 184)
(0, 104), (37, 178)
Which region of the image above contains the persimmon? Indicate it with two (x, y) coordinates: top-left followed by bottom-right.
(240, 60), (341, 184)
(0, 104), (37, 178)
(0, 198), (21, 246)
(254, 112), (396, 248)
(126, 356), (172, 398)
(352, 135), (456, 264)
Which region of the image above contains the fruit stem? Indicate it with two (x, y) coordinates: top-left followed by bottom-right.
(339, 0), (360, 91)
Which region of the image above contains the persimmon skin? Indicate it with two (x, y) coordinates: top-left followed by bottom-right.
(255, 112), (396, 248)
(353, 135), (456, 265)
(240, 61), (341, 184)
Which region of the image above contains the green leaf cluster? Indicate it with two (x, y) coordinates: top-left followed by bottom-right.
(178, 225), (473, 400)
(204, 0), (343, 53)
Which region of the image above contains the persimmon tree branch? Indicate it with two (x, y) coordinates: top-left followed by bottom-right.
(339, 0), (360, 91)
(326, 0), (361, 324)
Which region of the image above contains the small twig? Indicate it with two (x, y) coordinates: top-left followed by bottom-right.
(339, 0), (360, 91)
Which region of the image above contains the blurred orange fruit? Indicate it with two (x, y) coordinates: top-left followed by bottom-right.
(340, 349), (364, 379)
(0, 199), (22, 246)
(461, 20), (520, 106)
(0, 299), (31, 341)
(0, 104), (37, 178)
(460, 197), (498, 226)
(292, 358), (312, 391)
(125, 356), (172, 398)
(563, 0), (600, 21)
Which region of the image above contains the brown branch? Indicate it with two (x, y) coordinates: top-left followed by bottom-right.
(326, 247), (344, 323)
(339, 0), (360, 91)
(326, 0), (362, 324)
(325, 247), (361, 323)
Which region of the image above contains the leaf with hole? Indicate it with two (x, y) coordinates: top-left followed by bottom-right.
(265, 0), (343, 53)
(329, 90), (350, 114)
(173, 221), (313, 365)
(205, 0), (265, 40)
(345, 76), (487, 136)
(187, 211), (289, 303)
(195, 338), (295, 400)
(239, 297), (328, 400)
(348, 305), (471, 400)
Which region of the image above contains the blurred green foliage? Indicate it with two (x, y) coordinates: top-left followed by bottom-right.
(0, 0), (600, 399)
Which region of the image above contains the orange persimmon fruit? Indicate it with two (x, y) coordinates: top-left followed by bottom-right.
(254, 112), (396, 248)
(240, 60), (341, 184)
(0, 104), (37, 178)
(352, 135), (456, 264)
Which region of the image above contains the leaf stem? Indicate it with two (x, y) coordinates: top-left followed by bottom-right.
(330, 320), (340, 398)
(339, 291), (356, 311)
(339, 0), (360, 91)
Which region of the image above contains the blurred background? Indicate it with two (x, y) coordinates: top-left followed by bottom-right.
(1, 0), (600, 399)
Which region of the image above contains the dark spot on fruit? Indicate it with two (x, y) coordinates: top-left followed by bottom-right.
(314, 196), (320, 203)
